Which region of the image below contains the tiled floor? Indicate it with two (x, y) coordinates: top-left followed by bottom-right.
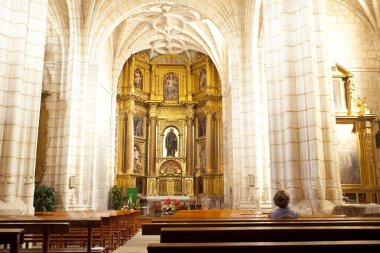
(113, 230), (160, 253)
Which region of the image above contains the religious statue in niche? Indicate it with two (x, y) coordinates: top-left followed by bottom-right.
(134, 69), (142, 90)
(199, 146), (206, 173)
(165, 127), (178, 157)
(198, 117), (206, 137)
(199, 68), (207, 90)
(133, 116), (144, 137)
(133, 146), (142, 174)
(164, 72), (179, 100)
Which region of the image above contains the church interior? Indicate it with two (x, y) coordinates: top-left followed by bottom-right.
(2, 0), (380, 231)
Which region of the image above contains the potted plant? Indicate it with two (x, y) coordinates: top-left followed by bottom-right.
(111, 185), (123, 210)
(33, 183), (55, 212)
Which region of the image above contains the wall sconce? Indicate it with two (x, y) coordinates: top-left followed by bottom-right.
(248, 174), (254, 187)
(69, 176), (76, 189)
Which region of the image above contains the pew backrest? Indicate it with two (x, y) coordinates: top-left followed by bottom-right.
(160, 226), (380, 243)
(143, 220), (380, 235)
(0, 222), (70, 234)
(147, 240), (380, 253)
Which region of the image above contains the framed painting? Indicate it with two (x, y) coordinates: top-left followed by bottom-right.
(163, 72), (179, 100)
(331, 64), (353, 115)
(333, 78), (347, 111)
(133, 116), (144, 137)
(343, 193), (357, 203)
(336, 123), (361, 185)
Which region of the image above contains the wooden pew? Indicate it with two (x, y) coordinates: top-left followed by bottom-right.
(0, 216), (102, 253)
(34, 210), (139, 251)
(142, 219), (380, 235)
(151, 216), (380, 223)
(0, 229), (24, 253)
(0, 222), (69, 253)
(154, 209), (351, 220)
(0, 210), (140, 253)
(160, 226), (380, 243)
(34, 211), (116, 252)
(147, 240), (380, 253)
(54, 210), (139, 249)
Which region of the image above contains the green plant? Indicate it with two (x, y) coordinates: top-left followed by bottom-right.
(111, 185), (123, 210)
(33, 183), (55, 212)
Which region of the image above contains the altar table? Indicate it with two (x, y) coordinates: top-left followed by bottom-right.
(146, 196), (190, 215)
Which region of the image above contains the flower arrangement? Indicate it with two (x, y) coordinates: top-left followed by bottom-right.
(121, 196), (139, 211)
(160, 198), (180, 215)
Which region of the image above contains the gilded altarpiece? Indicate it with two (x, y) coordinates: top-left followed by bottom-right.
(116, 51), (223, 202)
(332, 64), (379, 204)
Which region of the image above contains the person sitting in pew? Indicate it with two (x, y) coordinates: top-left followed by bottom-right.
(268, 189), (299, 219)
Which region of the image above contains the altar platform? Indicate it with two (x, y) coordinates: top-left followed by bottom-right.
(332, 203), (380, 217)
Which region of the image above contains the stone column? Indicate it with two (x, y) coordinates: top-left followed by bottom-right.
(0, 1), (48, 215)
(263, 0), (342, 213)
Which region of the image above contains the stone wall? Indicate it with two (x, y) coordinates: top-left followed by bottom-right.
(326, 0), (380, 191)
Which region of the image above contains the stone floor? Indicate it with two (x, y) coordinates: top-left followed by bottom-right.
(113, 230), (159, 253)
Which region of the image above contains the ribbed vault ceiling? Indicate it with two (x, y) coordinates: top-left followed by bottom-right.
(113, 2), (225, 62)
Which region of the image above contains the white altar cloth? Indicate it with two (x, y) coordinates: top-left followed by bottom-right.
(146, 196), (190, 215)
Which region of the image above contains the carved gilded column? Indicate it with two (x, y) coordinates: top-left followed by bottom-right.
(205, 111), (213, 174)
(116, 107), (127, 186)
(358, 119), (377, 186)
(122, 112), (127, 173)
(149, 116), (157, 176)
(186, 116), (193, 175)
(150, 64), (158, 100)
(126, 111), (134, 174)
(215, 112), (222, 173)
(129, 57), (136, 92)
(186, 66), (192, 100)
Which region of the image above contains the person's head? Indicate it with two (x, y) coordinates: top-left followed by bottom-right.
(273, 190), (290, 208)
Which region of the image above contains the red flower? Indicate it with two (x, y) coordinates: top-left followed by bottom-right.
(173, 200), (180, 207)
(164, 198), (171, 205)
